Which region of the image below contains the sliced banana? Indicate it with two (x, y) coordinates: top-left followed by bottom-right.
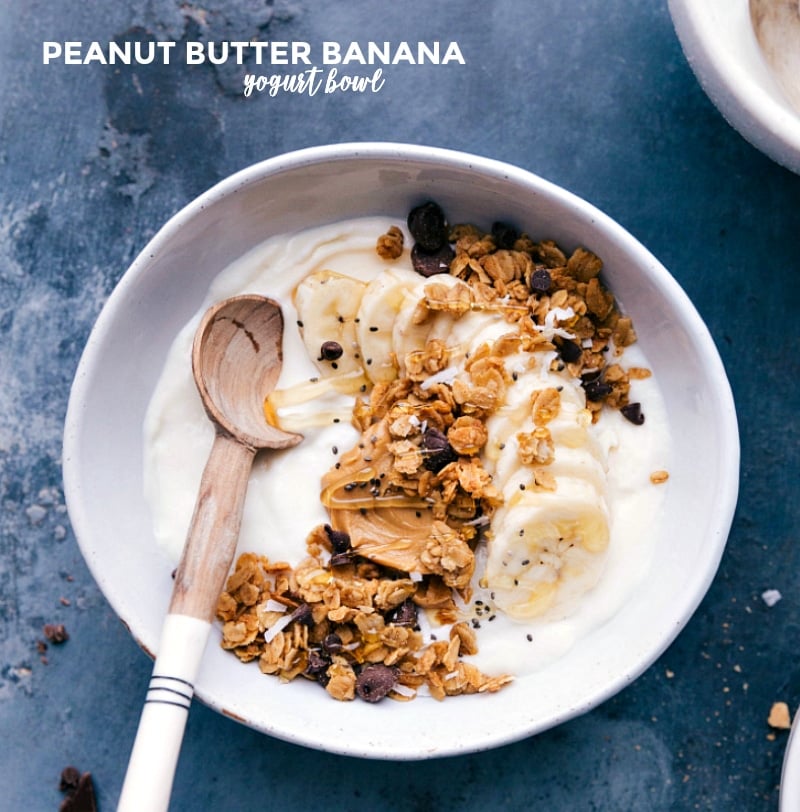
(482, 362), (611, 619)
(293, 270), (367, 376)
(390, 275), (464, 372)
(485, 484), (610, 619)
(355, 267), (420, 383)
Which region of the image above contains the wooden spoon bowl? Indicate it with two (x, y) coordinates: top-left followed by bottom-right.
(193, 295), (301, 450)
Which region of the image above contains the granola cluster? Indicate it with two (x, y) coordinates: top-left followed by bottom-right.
(218, 544), (512, 702)
(424, 218), (651, 421)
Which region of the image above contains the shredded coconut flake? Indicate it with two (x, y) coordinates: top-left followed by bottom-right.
(533, 306), (576, 340)
(263, 613), (293, 643)
(539, 350), (559, 379)
(464, 514), (491, 527)
(420, 365), (460, 390)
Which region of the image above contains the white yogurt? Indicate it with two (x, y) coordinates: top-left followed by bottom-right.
(143, 217), (670, 675)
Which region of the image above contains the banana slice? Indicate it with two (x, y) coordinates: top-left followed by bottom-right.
(391, 275), (523, 385)
(482, 361), (611, 619)
(390, 275), (464, 371)
(355, 267), (420, 383)
(485, 483), (610, 619)
(293, 270), (367, 376)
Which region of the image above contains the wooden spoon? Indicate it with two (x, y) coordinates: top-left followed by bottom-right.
(117, 295), (301, 812)
(750, 0), (800, 114)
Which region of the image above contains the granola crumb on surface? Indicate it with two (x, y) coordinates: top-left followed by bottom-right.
(768, 701), (792, 730)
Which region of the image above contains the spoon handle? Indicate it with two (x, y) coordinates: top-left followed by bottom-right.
(117, 432), (257, 812)
(116, 614), (209, 812)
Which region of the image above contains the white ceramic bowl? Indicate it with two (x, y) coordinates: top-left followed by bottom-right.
(63, 143), (739, 759)
(781, 706), (800, 810)
(669, 0), (800, 174)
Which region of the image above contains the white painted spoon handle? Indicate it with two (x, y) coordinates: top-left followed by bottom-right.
(117, 432), (256, 812)
(117, 615), (210, 812)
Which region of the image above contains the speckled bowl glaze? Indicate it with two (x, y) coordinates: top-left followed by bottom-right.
(63, 143), (739, 759)
(669, 0), (800, 174)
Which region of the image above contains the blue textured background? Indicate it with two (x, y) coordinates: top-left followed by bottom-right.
(1, 1), (799, 809)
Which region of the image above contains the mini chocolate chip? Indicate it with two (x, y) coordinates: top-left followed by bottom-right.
(305, 649), (330, 678)
(320, 341), (343, 361)
(491, 220), (519, 249)
(324, 524), (351, 555)
(555, 337), (582, 364)
(59, 770), (97, 812)
(583, 378), (613, 402)
(329, 552), (353, 567)
(59, 766), (81, 793)
(529, 268), (552, 292)
(289, 603), (314, 627)
(386, 598), (418, 627)
(421, 427), (459, 472)
(620, 402), (645, 425)
(355, 663), (397, 703)
(322, 633), (343, 654)
(411, 242), (455, 277)
(422, 427), (449, 452)
(407, 201), (448, 251)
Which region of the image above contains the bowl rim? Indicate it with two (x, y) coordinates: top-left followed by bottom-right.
(63, 142), (740, 758)
(781, 705), (800, 810)
(668, 0), (800, 174)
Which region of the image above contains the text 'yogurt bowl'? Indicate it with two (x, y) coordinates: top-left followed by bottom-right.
(63, 143), (739, 759)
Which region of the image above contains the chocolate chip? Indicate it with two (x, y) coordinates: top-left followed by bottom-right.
(620, 402), (645, 425)
(421, 427), (458, 472)
(410, 242), (455, 277)
(288, 603), (314, 627)
(355, 664), (397, 703)
(58, 770), (97, 812)
(319, 341), (343, 361)
(324, 524), (351, 555)
(407, 201), (448, 251)
(386, 598), (418, 627)
(305, 649), (330, 678)
(555, 337), (582, 364)
(422, 427), (448, 450)
(529, 268), (552, 292)
(59, 767), (81, 793)
(491, 220), (519, 249)
(583, 377), (613, 402)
